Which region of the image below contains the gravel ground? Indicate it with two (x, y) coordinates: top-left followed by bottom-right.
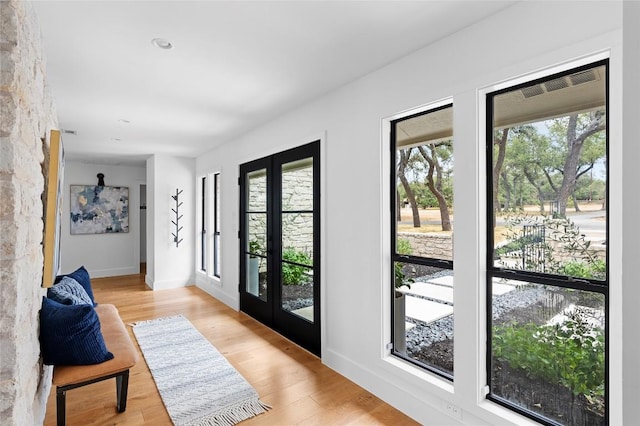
(280, 272), (548, 350)
(281, 282), (314, 311)
(404, 274), (550, 377)
(406, 276), (547, 353)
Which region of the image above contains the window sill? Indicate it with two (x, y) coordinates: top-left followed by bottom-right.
(476, 399), (542, 426)
(383, 354), (454, 394)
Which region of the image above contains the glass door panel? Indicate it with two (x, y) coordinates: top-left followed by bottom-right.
(246, 169), (268, 300)
(282, 214), (314, 259)
(281, 158), (314, 210)
(240, 159), (272, 326)
(246, 212), (267, 300)
(281, 157), (315, 322)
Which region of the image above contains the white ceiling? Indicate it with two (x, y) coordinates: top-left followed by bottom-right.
(32, 1), (516, 166)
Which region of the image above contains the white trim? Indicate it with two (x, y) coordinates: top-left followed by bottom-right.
(211, 171), (222, 280)
(476, 51), (613, 423)
(380, 99), (454, 379)
(606, 41), (624, 426)
(385, 96), (453, 124)
(152, 278), (195, 291)
(195, 174), (208, 274)
(236, 131), (326, 168)
(88, 266), (140, 278)
(317, 131), (328, 358)
(483, 49), (611, 95)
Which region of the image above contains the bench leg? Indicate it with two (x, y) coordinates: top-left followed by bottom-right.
(116, 370), (130, 412)
(56, 387), (66, 426)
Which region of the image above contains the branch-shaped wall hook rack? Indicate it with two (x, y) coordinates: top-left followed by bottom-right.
(171, 188), (184, 247)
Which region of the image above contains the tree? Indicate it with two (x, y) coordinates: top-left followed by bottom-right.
(550, 111), (605, 216)
(507, 126), (556, 213)
(397, 148), (420, 227)
(492, 128), (509, 219)
(493, 115), (605, 218)
(417, 142), (452, 231)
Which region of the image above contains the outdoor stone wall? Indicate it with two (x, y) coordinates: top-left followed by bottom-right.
(0, 1), (58, 424)
(399, 232), (453, 261)
(282, 165), (313, 255)
(247, 165), (314, 256)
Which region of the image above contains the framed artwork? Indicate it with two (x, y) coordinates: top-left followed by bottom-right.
(70, 185), (129, 234)
(43, 130), (65, 288)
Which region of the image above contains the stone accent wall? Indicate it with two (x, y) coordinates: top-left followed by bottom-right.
(282, 166), (313, 254)
(399, 232), (453, 261)
(0, 1), (58, 424)
(247, 165), (314, 255)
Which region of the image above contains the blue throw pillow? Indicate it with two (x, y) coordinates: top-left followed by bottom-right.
(47, 277), (93, 305)
(39, 297), (114, 365)
(55, 266), (97, 306)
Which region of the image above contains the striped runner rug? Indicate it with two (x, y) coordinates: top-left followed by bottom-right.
(132, 315), (270, 426)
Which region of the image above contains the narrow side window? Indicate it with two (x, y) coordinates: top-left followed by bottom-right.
(200, 176), (207, 272)
(391, 104), (454, 380)
(213, 173), (221, 278)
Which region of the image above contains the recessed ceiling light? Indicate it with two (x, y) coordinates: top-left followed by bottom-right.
(117, 119), (130, 124)
(110, 137), (122, 142)
(151, 38), (173, 50)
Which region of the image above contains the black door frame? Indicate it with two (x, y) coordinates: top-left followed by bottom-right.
(239, 140), (321, 356)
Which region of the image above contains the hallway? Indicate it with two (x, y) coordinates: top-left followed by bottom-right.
(43, 273), (418, 425)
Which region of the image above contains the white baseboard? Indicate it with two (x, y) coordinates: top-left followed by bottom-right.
(147, 276), (195, 290)
(89, 266), (139, 278)
(196, 282), (239, 311)
(145, 274), (153, 289)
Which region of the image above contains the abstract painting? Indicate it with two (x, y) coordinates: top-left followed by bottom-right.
(70, 185), (129, 234)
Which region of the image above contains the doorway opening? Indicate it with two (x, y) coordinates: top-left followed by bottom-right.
(239, 141), (320, 356)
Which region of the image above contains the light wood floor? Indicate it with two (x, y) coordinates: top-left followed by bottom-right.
(43, 273), (419, 425)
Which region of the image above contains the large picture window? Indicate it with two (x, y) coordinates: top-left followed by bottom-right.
(391, 103), (454, 379)
(486, 60), (608, 425)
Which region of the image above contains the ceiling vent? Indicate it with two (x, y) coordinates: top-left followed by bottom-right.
(544, 77), (569, 92)
(569, 69), (596, 85)
(521, 85), (545, 98)
(520, 68), (600, 99)
(61, 129), (77, 135)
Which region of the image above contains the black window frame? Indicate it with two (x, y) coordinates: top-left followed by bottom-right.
(213, 172), (221, 279)
(200, 176), (207, 272)
(484, 59), (609, 425)
(390, 103), (454, 381)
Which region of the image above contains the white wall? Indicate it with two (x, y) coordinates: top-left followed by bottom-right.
(61, 161), (145, 278)
(622, 1), (640, 423)
(195, 2), (629, 425)
(194, 160), (237, 307)
(146, 157), (156, 284)
(146, 154), (195, 290)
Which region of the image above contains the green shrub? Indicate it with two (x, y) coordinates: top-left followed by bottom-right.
(394, 238), (414, 289)
(493, 308), (604, 398)
(494, 234), (543, 258)
(282, 247), (312, 285)
(396, 238), (413, 255)
(559, 259), (606, 280)
(498, 213), (605, 280)
(249, 240), (263, 256)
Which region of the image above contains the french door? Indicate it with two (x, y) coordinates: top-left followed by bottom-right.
(239, 141), (320, 356)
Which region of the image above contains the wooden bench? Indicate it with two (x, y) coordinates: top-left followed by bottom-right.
(52, 304), (138, 426)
